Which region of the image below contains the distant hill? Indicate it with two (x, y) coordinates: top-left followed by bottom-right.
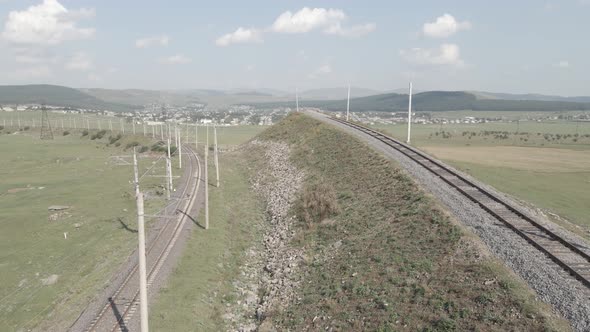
(82, 88), (201, 106)
(253, 91), (590, 112)
(300, 87), (383, 100)
(471, 91), (590, 103)
(0, 85), (135, 111)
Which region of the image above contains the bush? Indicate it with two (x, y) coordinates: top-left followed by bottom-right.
(125, 141), (140, 149)
(23, 126), (30, 131)
(115, 142), (121, 147)
(91, 130), (107, 140)
(81, 129), (89, 137)
(295, 181), (340, 227)
(108, 133), (123, 144)
(0, 125), (4, 130)
(63, 130), (70, 136)
(139, 146), (149, 153)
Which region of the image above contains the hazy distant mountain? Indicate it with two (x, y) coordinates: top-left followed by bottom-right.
(300, 87), (383, 100)
(254, 91), (590, 112)
(82, 88), (202, 106)
(471, 91), (590, 103)
(0, 85), (134, 111)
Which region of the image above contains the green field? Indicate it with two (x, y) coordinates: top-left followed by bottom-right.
(0, 128), (179, 331)
(372, 119), (590, 232)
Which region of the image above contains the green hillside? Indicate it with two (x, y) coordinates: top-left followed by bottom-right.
(0, 85), (135, 111)
(254, 91), (590, 112)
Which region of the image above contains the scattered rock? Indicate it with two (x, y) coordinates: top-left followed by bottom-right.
(41, 274), (59, 286)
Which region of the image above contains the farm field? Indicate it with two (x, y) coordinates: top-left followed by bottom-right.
(372, 118), (590, 231)
(0, 128), (175, 331)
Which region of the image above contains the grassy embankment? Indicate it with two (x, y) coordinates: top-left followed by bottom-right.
(0, 127), (178, 331)
(372, 119), (590, 232)
(258, 113), (569, 330)
(149, 129), (266, 330)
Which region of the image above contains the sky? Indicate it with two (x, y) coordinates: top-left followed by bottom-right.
(0, 0), (588, 95)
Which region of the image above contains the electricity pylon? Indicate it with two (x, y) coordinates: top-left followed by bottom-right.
(40, 106), (54, 140)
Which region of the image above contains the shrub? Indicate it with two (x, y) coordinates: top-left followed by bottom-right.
(139, 145), (149, 153)
(63, 130), (70, 136)
(295, 180), (340, 227)
(81, 129), (89, 137)
(0, 125), (3, 130)
(125, 141), (140, 149)
(23, 126), (30, 131)
(115, 142), (121, 147)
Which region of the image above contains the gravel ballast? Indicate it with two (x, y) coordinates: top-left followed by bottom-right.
(224, 140), (305, 331)
(307, 111), (590, 332)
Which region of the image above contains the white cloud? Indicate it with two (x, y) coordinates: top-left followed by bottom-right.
(16, 65), (52, 78)
(13, 48), (58, 64)
(400, 43), (464, 67)
(215, 27), (262, 46)
(2, 0), (95, 45)
(88, 72), (101, 81)
(271, 7), (346, 33)
(324, 23), (376, 37)
(65, 52), (93, 71)
(160, 54), (191, 64)
(308, 64), (332, 79)
(554, 60), (570, 68)
(135, 34), (169, 48)
(423, 14), (471, 38)
(216, 7), (375, 46)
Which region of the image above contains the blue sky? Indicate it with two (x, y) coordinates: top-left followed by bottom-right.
(0, 0), (588, 95)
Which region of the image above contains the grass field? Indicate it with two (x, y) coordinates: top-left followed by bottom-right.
(0, 128), (178, 331)
(149, 147), (266, 331)
(372, 120), (590, 231)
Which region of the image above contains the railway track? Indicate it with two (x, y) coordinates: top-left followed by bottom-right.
(75, 144), (202, 332)
(332, 117), (590, 289)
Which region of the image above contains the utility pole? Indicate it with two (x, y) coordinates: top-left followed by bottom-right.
(205, 127), (209, 230)
(120, 118), (125, 134)
(151, 125), (155, 138)
(214, 126), (220, 187)
(32, 119), (35, 128)
(160, 124), (164, 140)
(61, 119), (64, 129)
(177, 127), (182, 169)
(109, 119), (112, 131)
(73, 118), (76, 129)
(143, 122), (146, 136)
(133, 119), (136, 135)
(195, 123), (198, 149)
(346, 84), (351, 121)
(296, 87), (299, 112)
(166, 138), (172, 200)
(97, 119), (101, 131)
(132, 148), (149, 332)
(17, 114), (21, 129)
(407, 82), (413, 144)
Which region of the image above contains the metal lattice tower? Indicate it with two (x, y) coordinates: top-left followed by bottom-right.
(40, 105), (54, 140)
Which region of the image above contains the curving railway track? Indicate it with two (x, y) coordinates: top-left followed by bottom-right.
(71, 144), (202, 332)
(332, 117), (590, 289)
